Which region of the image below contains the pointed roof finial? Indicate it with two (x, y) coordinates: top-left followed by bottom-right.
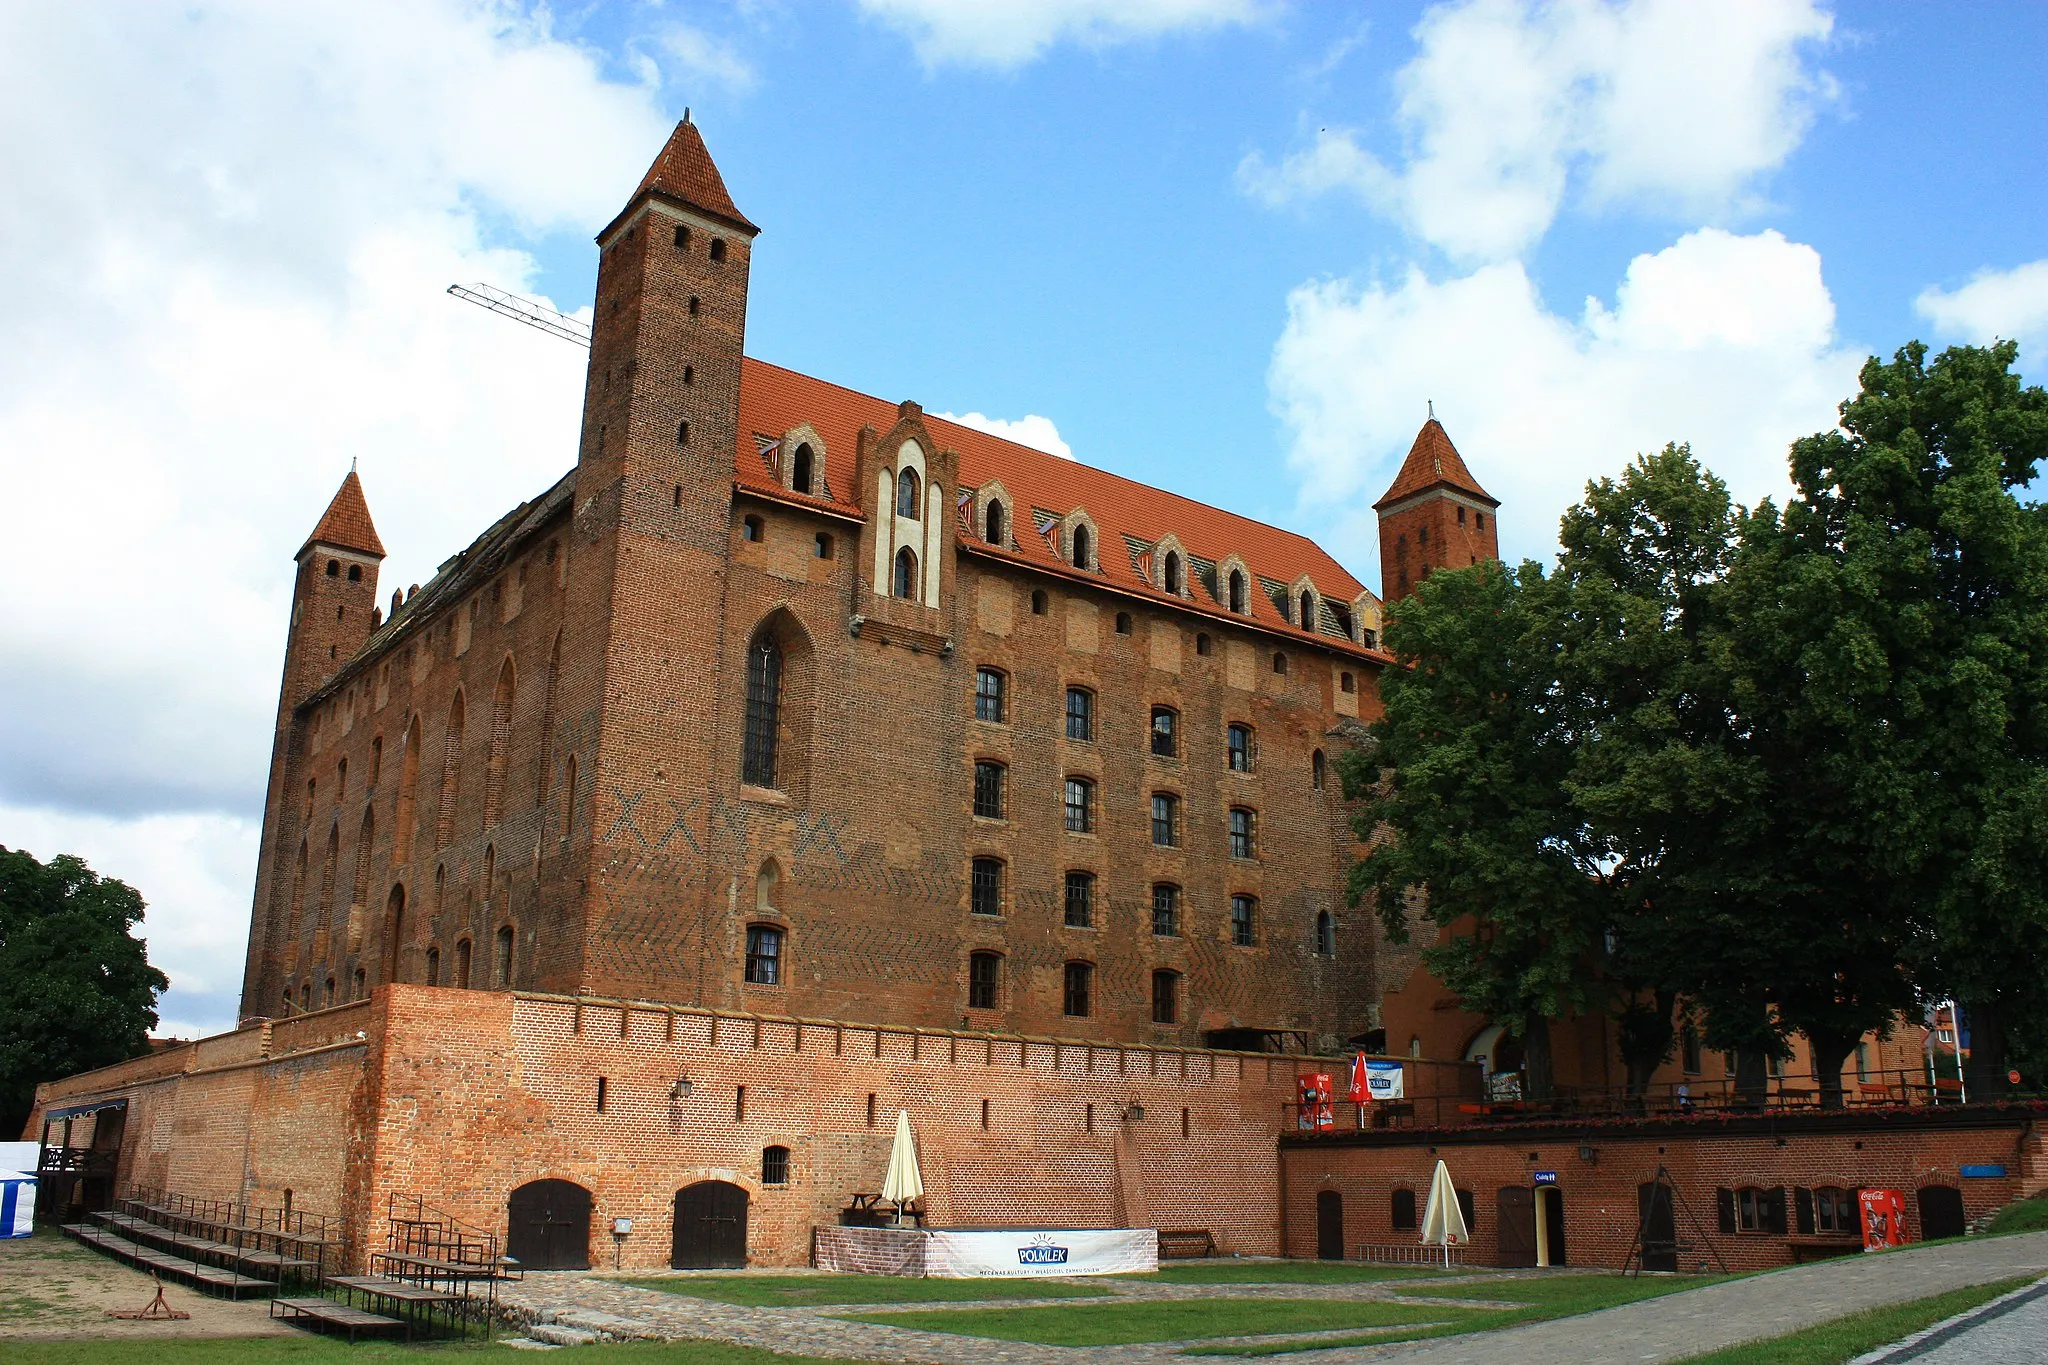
(300, 470), (385, 560)
(1427, 399), (1434, 419)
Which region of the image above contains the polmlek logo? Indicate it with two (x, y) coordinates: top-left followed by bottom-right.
(1017, 1234), (1069, 1266)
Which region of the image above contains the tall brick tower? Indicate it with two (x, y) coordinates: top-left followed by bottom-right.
(1373, 418), (1498, 606)
(240, 471), (385, 1017)
(563, 116), (761, 996)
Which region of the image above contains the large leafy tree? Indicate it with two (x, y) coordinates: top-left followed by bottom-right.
(0, 847), (168, 1137)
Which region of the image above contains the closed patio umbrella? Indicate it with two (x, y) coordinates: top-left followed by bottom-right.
(1419, 1158), (1468, 1268)
(881, 1109), (923, 1225)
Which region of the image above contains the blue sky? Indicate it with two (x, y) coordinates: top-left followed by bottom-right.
(1, 0), (2044, 1039)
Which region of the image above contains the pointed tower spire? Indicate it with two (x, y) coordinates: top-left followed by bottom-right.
(299, 469), (385, 560)
(1374, 418), (1500, 606)
(1373, 418), (1496, 511)
(615, 117), (756, 236)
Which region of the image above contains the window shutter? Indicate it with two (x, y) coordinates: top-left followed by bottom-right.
(1766, 1187), (1789, 1235)
(1716, 1187), (1735, 1234)
(1794, 1187), (1815, 1235)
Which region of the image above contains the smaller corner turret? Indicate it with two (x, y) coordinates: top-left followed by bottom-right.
(284, 470), (385, 709)
(1373, 418), (1500, 606)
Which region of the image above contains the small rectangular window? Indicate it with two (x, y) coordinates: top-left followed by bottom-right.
(1063, 961), (1092, 1017)
(968, 952), (1001, 1009)
(1228, 724), (1253, 772)
(1229, 807), (1257, 859)
(735, 1085), (747, 1123)
(744, 925), (783, 985)
(1064, 777), (1094, 833)
(1150, 707), (1178, 757)
(970, 857), (1004, 916)
(1151, 970), (1179, 1024)
(974, 668), (1006, 723)
(1151, 792), (1179, 848)
(762, 1145), (790, 1185)
(1065, 687), (1094, 741)
(973, 761), (1006, 819)
(1230, 894), (1257, 946)
(1064, 871), (1095, 928)
(1152, 884), (1179, 937)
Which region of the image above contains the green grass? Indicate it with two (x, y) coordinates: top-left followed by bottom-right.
(0, 1341), (865, 1365)
(613, 1272), (1110, 1306)
(1989, 1197), (2048, 1235)
(1671, 1276), (2035, 1364)
(1187, 1272), (1733, 1356)
(1135, 1261), (1448, 1285)
(839, 1298), (1496, 1346)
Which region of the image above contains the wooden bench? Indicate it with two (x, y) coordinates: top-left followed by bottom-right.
(271, 1297), (408, 1342)
(1157, 1230), (1216, 1259)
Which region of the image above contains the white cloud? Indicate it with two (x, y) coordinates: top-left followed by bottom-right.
(1915, 260), (2048, 360)
(1270, 228), (1864, 579)
(1241, 0), (1834, 261)
(858, 0), (1264, 69)
(0, 2), (683, 1037)
(935, 411), (1077, 461)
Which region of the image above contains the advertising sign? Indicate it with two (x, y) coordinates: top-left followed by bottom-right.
(1365, 1060), (1406, 1101)
(922, 1229), (1160, 1278)
(1298, 1073), (1334, 1129)
(1859, 1188), (1910, 1252)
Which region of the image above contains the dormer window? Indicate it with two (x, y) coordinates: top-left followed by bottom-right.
(1071, 523), (1092, 570)
(986, 499), (1007, 546)
(1163, 552), (1183, 595)
(897, 468), (921, 519)
(791, 443), (815, 496)
(1298, 590), (1316, 628)
(1228, 569), (1248, 615)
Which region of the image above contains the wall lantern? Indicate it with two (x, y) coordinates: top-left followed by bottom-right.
(669, 1076), (694, 1101)
(1122, 1102), (1146, 1123)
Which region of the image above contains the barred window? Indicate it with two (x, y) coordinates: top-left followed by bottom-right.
(970, 857), (1004, 916)
(1064, 777), (1094, 833)
(973, 761), (1006, 819)
(1064, 871), (1095, 928)
(1063, 961), (1093, 1018)
(1151, 883), (1180, 937)
(1151, 792), (1179, 848)
(969, 951), (1002, 1009)
(1150, 706), (1178, 757)
(1065, 687), (1094, 741)
(1151, 970), (1180, 1025)
(742, 637), (781, 787)
(1231, 894), (1257, 946)
(974, 667), (1006, 723)
(761, 1144), (790, 1186)
(745, 925), (783, 985)
(1227, 723), (1253, 772)
(1229, 807), (1257, 859)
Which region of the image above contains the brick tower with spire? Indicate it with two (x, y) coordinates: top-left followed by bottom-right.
(1373, 417), (1499, 606)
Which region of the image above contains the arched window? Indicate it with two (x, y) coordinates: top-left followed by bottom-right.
(986, 499), (1007, 546)
(1150, 706), (1178, 757)
(1063, 777), (1094, 833)
(1272, 651), (1289, 675)
(761, 1145), (791, 1186)
(745, 925), (783, 984)
(1115, 611), (1132, 634)
(350, 808), (374, 910)
(1151, 883), (1180, 936)
(348, 564), (362, 582)
(1312, 749), (1327, 789)
(536, 634), (560, 808)
(1228, 569), (1247, 614)
(289, 838), (307, 938)
(755, 860), (780, 912)
(1150, 792), (1180, 847)
(1315, 910), (1335, 956)
(1228, 723), (1254, 772)
(1152, 969), (1180, 1024)
(396, 714), (422, 862)
(974, 667), (1006, 723)
(1298, 590), (1316, 628)
(1229, 809), (1257, 860)
(353, 967), (367, 1000)
(896, 467), (921, 518)
(742, 636), (782, 787)
(1231, 893), (1258, 944)
(893, 546), (918, 599)
(326, 559), (340, 577)
(968, 951), (1002, 1009)
(494, 924), (514, 987)
(425, 946), (441, 987)
(455, 937), (473, 989)
(972, 760), (1006, 819)
(324, 976), (337, 1007)
(709, 237), (727, 262)
(1071, 523), (1092, 569)
(562, 753), (578, 837)
(970, 857), (1004, 916)
(1063, 871), (1095, 927)
(1195, 631), (1212, 656)
(1163, 552), (1183, 595)
(435, 692), (464, 849)
(791, 443), (814, 495)
(484, 657), (514, 828)
(1064, 687), (1094, 741)
(320, 823), (340, 922)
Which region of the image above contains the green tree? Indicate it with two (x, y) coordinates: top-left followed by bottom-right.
(0, 847), (168, 1137)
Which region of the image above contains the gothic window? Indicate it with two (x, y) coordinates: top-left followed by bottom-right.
(484, 657), (514, 828)
(897, 468), (921, 518)
(893, 546), (918, 599)
(970, 857), (1004, 916)
(986, 499), (1007, 546)
(742, 636), (782, 787)
(1063, 961), (1093, 1018)
(1063, 777), (1094, 833)
(1071, 523), (1092, 569)
(792, 443), (814, 495)
(973, 760), (1006, 819)
(1064, 687), (1094, 741)
(1151, 793), (1179, 848)
(494, 924), (513, 987)
(745, 925), (783, 985)
(1151, 883), (1179, 937)
(1231, 893), (1258, 945)
(455, 937), (473, 989)
(1163, 552), (1183, 595)
(435, 692), (464, 849)
(1312, 748), (1327, 789)
(968, 952), (1002, 1009)
(1228, 569), (1247, 614)
(425, 946), (441, 987)
(1150, 706), (1178, 757)
(1152, 970), (1180, 1025)
(1064, 871), (1095, 928)
(536, 634), (560, 808)
(974, 667), (1006, 723)
(351, 808), (374, 910)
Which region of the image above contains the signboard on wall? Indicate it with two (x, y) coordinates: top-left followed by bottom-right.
(1533, 1171), (1557, 1185)
(1860, 1189), (1910, 1251)
(1365, 1060), (1406, 1101)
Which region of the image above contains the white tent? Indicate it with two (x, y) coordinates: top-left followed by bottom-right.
(1419, 1158), (1469, 1267)
(881, 1109), (923, 1225)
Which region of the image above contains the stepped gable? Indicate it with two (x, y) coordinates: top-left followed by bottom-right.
(1372, 418), (1496, 509)
(733, 357), (1380, 651)
(628, 116), (755, 232)
(299, 470), (385, 559)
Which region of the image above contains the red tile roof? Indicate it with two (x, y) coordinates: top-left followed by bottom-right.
(301, 470), (385, 559)
(631, 118), (755, 232)
(1373, 418), (1496, 509)
(734, 358), (1383, 653)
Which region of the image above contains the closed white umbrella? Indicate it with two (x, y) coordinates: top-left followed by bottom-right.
(1419, 1158), (1468, 1268)
(881, 1109), (923, 1225)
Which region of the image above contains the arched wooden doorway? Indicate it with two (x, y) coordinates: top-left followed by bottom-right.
(1917, 1185), (1965, 1241)
(1315, 1190), (1344, 1260)
(672, 1181), (748, 1269)
(506, 1179), (591, 1270)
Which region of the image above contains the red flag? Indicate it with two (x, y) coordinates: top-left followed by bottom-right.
(1347, 1053), (1371, 1103)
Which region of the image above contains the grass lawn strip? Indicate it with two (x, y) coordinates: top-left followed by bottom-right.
(1, 1338), (868, 1364)
(1138, 1261), (1450, 1285)
(1186, 1271), (1733, 1356)
(612, 1272), (1108, 1306)
(839, 1297), (1502, 1345)
(1669, 1275), (2036, 1365)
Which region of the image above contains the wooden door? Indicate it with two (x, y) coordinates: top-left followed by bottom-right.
(1496, 1186), (1536, 1267)
(1315, 1190), (1344, 1260)
(1637, 1182), (1677, 1272)
(507, 1179), (591, 1270)
(673, 1181), (749, 1269)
